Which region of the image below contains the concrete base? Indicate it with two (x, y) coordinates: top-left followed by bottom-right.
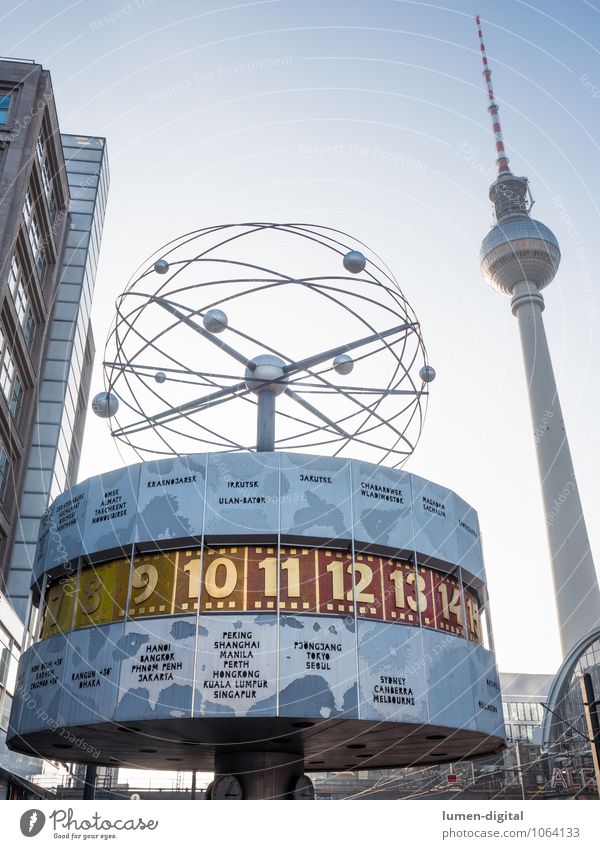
(214, 751), (305, 800)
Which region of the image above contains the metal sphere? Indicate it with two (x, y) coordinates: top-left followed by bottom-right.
(480, 217), (560, 295)
(92, 391), (119, 418)
(154, 259), (169, 274)
(154, 371), (166, 384)
(333, 354), (354, 375)
(343, 250), (367, 274)
(419, 365), (436, 383)
(203, 308), (228, 334)
(245, 354), (288, 396)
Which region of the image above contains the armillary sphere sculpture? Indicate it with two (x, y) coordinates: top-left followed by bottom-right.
(93, 222), (435, 466)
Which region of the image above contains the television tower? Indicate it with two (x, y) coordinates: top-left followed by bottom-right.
(475, 16), (600, 656)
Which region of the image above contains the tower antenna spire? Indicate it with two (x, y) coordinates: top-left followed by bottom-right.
(475, 15), (510, 174)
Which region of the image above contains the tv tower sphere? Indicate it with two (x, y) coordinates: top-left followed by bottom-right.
(480, 214), (561, 296)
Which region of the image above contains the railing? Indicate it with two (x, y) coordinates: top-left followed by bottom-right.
(0, 57), (36, 64)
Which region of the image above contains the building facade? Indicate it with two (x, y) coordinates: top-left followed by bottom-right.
(0, 58), (109, 624)
(0, 59), (70, 614)
(0, 59), (109, 799)
(0, 587), (70, 799)
(6, 133), (108, 622)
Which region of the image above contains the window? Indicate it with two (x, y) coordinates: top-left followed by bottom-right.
(0, 344), (15, 398)
(0, 94), (11, 125)
(7, 256), (35, 347)
(35, 247), (46, 280)
(1, 691), (12, 731)
(23, 190), (47, 279)
(0, 326), (23, 419)
(28, 212), (41, 257)
(9, 375), (23, 419)
(41, 159), (51, 196)
(41, 157), (57, 219)
(0, 447), (9, 501)
(24, 308), (35, 346)
(36, 137), (44, 165)
(23, 191), (33, 227)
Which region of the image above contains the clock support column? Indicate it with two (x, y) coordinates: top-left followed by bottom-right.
(213, 751), (305, 800)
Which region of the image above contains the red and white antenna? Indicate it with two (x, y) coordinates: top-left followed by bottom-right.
(475, 15), (510, 174)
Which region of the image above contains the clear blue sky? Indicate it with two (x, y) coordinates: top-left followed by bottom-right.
(4, 0), (600, 676)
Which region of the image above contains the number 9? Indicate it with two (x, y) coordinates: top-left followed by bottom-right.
(132, 563), (159, 604)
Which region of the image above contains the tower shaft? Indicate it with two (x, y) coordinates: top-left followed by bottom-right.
(511, 283), (600, 654)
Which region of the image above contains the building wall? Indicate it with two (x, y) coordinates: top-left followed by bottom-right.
(0, 59), (70, 612)
(0, 589), (69, 794)
(5, 134), (109, 621)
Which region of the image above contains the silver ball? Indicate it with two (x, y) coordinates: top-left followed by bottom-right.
(92, 391), (119, 418)
(333, 354), (354, 375)
(245, 354), (288, 396)
(419, 365), (436, 383)
(203, 308), (228, 334)
(154, 259), (169, 274)
(343, 250), (367, 274)
(154, 371), (166, 384)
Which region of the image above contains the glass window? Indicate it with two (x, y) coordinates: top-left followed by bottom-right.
(7, 256), (36, 347)
(35, 247), (46, 281)
(8, 256), (19, 295)
(0, 645), (9, 687)
(0, 447), (9, 501)
(24, 308), (35, 347)
(0, 346), (15, 399)
(10, 375), (23, 419)
(13, 279), (28, 324)
(0, 93), (11, 125)
(1, 692), (12, 731)
(28, 212), (41, 257)
(42, 158), (52, 196)
(23, 192), (33, 228)
(36, 137), (44, 164)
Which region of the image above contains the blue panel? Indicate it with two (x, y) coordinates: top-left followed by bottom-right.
(352, 460), (413, 554)
(421, 628), (476, 731)
(60, 622), (125, 726)
(280, 453), (352, 544)
(18, 635), (68, 735)
(195, 614), (277, 718)
(35, 479), (90, 580)
(410, 475), (459, 567)
(136, 455), (207, 546)
(82, 465), (141, 555)
(454, 495), (486, 582)
(357, 619), (428, 723)
(469, 643), (505, 738)
(115, 617), (197, 721)
(279, 614), (358, 719)
(204, 452), (279, 537)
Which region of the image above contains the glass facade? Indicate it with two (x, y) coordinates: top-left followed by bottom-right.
(547, 636), (600, 775)
(6, 135), (109, 620)
(0, 590), (70, 797)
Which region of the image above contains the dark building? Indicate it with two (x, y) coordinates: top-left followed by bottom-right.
(0, 59), (70, 609)
(0, 59), (110, 797)
(0, 59), (109, 623)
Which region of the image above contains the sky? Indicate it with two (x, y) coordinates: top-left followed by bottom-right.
(4, 0), (600, 680)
